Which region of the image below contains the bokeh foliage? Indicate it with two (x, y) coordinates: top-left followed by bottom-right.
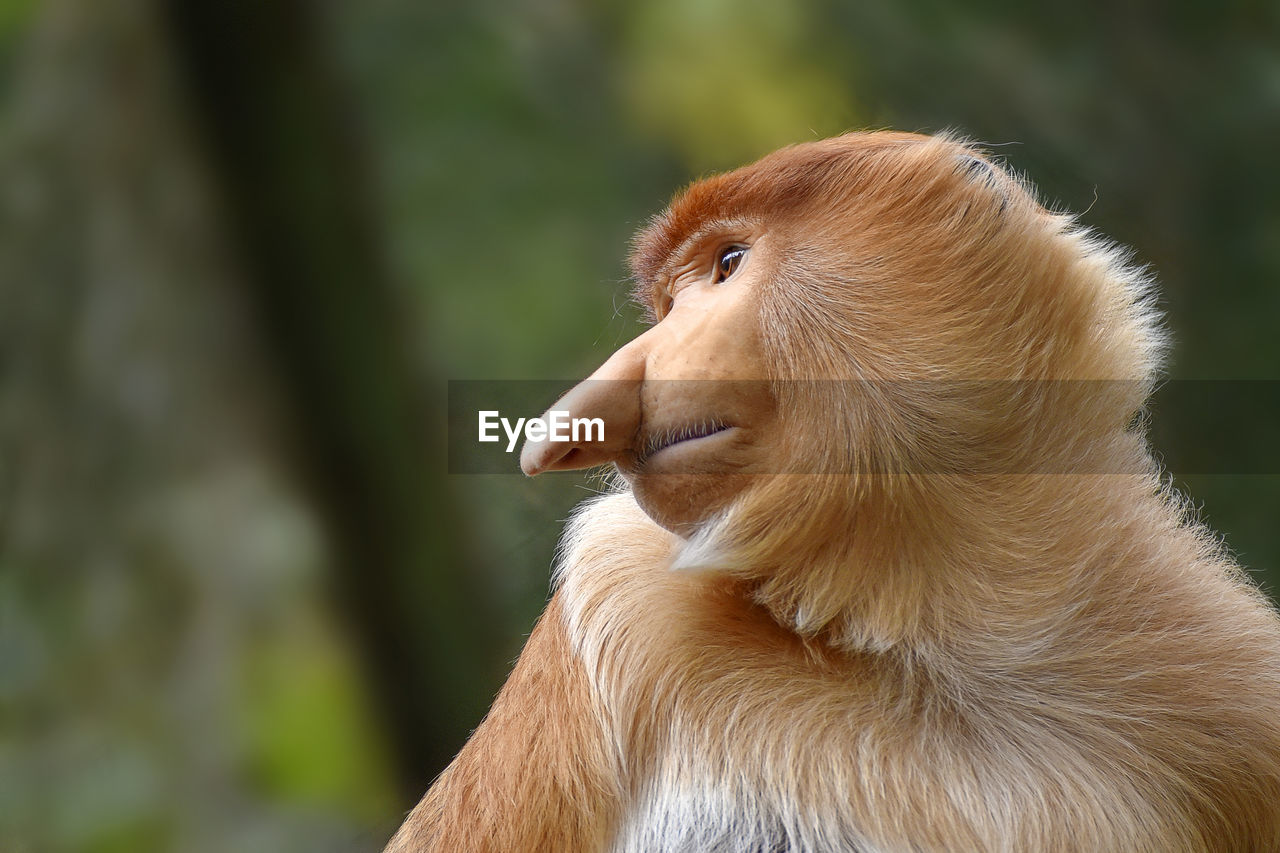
(1, 0), (1277, 850)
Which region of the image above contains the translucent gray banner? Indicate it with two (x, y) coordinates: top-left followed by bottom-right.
(446, 380), (1280, 475)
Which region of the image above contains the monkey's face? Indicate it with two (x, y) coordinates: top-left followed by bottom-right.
(522, 131), (1159, 539)
(520, 231), (781, 533)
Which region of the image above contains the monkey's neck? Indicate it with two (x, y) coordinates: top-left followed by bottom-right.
(688, 467), (1177, 657)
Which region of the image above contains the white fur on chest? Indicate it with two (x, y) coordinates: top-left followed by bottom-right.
(607, 771), (881, 853)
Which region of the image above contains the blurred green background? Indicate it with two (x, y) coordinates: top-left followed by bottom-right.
(1, 1), (1277, 850)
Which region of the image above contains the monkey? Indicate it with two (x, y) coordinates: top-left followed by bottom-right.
(386, 131), (1280, 852)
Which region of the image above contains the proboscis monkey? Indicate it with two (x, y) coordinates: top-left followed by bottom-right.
(387, 132), (1280, 852)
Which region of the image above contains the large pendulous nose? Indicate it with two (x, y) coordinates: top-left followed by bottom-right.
(519, 335), (648, 476)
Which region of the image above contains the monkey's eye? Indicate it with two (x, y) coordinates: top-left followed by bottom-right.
(714, 246), (748, 283)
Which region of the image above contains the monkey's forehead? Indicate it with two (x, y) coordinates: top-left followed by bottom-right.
(628, 131), (999, 292)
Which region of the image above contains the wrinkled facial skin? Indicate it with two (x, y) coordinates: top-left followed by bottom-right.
(520, 234), (779, 534)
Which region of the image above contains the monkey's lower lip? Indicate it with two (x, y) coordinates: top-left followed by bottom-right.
(638, 422), (735, 466)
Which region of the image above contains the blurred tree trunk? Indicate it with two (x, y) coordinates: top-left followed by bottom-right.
(161, 0), (502, 798)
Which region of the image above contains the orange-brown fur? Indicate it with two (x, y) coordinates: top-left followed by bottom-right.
(387, 132), (1280, 852)
(384, 595), (619, 852)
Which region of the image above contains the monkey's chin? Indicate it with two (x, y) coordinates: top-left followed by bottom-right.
(623, 472), (749, 536)
(616, 435), (752, 535)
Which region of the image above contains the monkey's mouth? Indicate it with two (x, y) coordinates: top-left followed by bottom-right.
(637, 420), (734, 466)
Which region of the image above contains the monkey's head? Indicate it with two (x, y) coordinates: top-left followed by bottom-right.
(522, 132), (1164, 632)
